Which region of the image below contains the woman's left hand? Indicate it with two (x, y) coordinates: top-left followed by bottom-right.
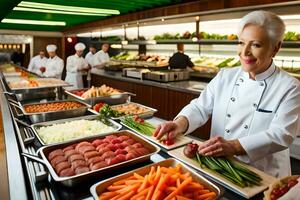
(198, 136), (246, 157)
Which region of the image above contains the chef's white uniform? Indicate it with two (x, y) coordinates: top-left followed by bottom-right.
(43, 55), (64, 79)
(85, 52), (96, 67)
(28, 55), (47, 75)
(177, 62), (300, 178)
(65, 54), (89, 89)
(91, 50), (110, 73)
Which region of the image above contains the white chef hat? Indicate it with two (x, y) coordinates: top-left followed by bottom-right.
(46, 44), (57, 52)
(75, 42), (86, 51)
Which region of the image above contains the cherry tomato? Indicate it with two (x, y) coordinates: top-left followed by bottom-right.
(163, 139), (174, 146)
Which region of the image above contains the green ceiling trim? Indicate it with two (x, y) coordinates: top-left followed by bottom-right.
(0, 0), (178, 31)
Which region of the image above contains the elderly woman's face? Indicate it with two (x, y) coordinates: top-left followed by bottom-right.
(237, 24), (279, 76)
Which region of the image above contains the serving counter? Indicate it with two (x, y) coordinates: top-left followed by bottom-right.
(1, 67), (300, 200)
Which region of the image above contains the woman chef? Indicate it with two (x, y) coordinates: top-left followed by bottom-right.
(65, 43), (90, 89)
(154, 10), (300, 178)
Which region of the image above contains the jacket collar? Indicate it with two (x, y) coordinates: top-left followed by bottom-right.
(241, 61), (276, 81)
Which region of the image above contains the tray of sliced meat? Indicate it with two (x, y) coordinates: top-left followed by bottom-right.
(22, 130), (160, 187)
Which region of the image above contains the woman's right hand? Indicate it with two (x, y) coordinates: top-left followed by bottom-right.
(153, 121), (180, 140)
(153, 116), (189, 140)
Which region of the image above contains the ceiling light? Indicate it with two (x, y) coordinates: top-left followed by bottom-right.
(18, 1), (120, 15)
(13, 7), (109, 16)
(67, 37), (73, 43)
(1, 18), (66, 26)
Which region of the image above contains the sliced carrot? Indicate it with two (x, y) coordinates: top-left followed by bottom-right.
(198, 189), (211, 195)
(118, 190), (135, 200)
(198, 192), (216, 200)
(134, 173), (145, 180)
(132, 187), (150, 200)
(138, 174), (148, 192)
(112, 176), (135, 185)
(175, 195), (192, 200)
(164, 177), (193, 200)
(98, 191), (118, 200)
(145, 185), (155, 200)
(107, 185), (127, 191)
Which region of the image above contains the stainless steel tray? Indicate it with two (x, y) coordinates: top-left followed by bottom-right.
(65, 88), (135, 106)
(22, 130), (160, 187)
(11, 99), (90, 123)
(90, 158), (223, 200)
(31, 115), (122, 146)
(89, 102), (157, 120)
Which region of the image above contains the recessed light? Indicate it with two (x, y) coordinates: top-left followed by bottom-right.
(1, 18), (66, 26)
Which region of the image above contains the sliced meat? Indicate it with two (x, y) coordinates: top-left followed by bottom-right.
(111, 138), (121, 144)
(55, 161), (71, 174)
(59, 168), (75, 177)
(124, 146), (135, 152)
(125, 138), (136, 145)
(115, 154), (126, 163)
(87, 156), (103, 166)
(97, 147), (111, 155)
(105, 135), (118, 140)
(131, 143), (143, 149)
(64, 149), (77, 158)
(71, 160), (88, 171)
(90, 161), (107, 170)
(114, 143), (125, 149)
(105, 157), (119, 166)
(117, 135), (130, 141)
(135, 147), (150, 156)
(96, 143), (109, 151)
(75, 141), (92, 151)
(101, 151), (115, 160)
(50, 155), (67, 167)
(62, 145), (75, 152)
(48, 149), (64, 161)
(106, 143), (118, 151)
(92, 139), (105, 147)
(84, 151), (100, 160)
(115, 149), (127, 155)
(78, 145), (95, 154)
(68, 154), (85, 163)
(75, 166), (90, 175)
(126, 152), (137, 161)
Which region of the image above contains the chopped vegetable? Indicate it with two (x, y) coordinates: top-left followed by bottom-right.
(121, 116), (156, 136)
(98, 164), (217, 200)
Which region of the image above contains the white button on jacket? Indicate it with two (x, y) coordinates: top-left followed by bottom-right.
(43, 55), (64, 79)
(177, 62), (300, 178)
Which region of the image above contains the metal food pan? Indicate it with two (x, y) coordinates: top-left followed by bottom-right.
(65, 88), (135, 106)
(22, 130), (160, 187)
(31, 115), (122, 146)
(12, 100), (90, 124)
(90, 158), (223, 200)
(89, 102), (157, 120)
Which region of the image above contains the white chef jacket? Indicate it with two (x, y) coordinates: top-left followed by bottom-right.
(43, 55), (64, 79)
(65, 54), (88, 89)
(85, 52), (96, 67)
(177, 62), (300, 178)
(28, 55), (47, 75)
(91, 50), (110, 73)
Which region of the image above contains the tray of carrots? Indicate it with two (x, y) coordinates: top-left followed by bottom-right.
(90, 158), (223, 200)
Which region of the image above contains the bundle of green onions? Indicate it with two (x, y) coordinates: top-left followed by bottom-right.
(121, 116), (156, 136)
(184, 143), (262, 188)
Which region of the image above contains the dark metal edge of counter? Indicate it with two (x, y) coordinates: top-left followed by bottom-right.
(0, 81), (28, 199)
(91, 70), (207, 95)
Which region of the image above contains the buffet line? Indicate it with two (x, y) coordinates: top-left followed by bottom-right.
(0, 63), (294, 200)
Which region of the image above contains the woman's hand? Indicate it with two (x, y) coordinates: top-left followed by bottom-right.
(153, 116), (189, 140)
(198, 136), (246, 157)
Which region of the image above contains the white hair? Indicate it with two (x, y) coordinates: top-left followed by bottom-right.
(237, 10), (286, 43)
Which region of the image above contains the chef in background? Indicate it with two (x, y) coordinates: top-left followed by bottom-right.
(154, 10), (300, 178)
(65, 42), (90, 89)
(85, 44), (97, 67)
(28, 50), (47, 75)
(168, 43), (194, 69)
(92, 43), (110, 72)
(42, 44), (64, 79)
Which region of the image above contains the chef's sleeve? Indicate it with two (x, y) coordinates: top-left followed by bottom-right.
(175, 69), (223, 134)
(238, 83), (300, 162)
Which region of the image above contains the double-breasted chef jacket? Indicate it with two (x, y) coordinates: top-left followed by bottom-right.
(177, 62), (300, 178)
(28, 55), (47, 75)
(65, 54), (89, 89)
(43, 55), (64, 79)
(85, 51), (96, 67)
